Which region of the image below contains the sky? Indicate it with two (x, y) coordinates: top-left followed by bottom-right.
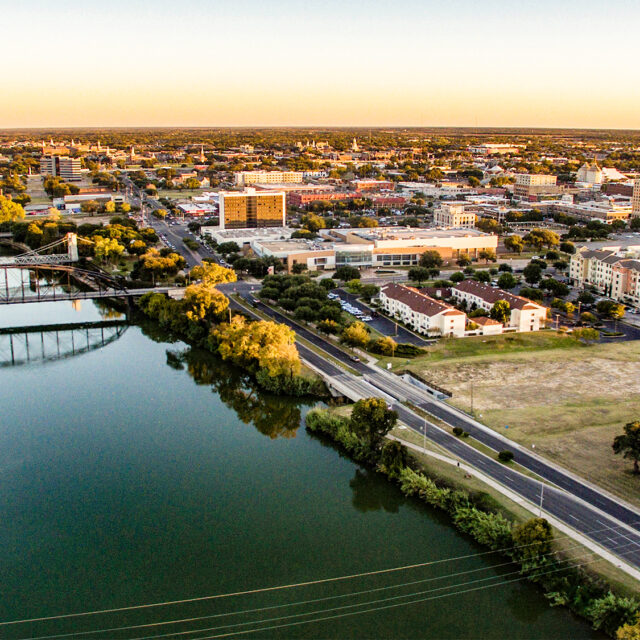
(2, 0), (639, 129)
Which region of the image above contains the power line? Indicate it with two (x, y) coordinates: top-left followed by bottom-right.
(187, 555), (617, 640)
(4, 519), (638, 630)
(17, 534), (637, 640)
(17, 538), (593, 640)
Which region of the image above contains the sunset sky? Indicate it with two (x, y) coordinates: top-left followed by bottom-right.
(3, 0), (638, 128)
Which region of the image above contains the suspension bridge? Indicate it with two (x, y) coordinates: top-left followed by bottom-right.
(0, 233), (185, 305)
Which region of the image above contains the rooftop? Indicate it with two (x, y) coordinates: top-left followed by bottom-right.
(381, 283), (464, 318)
(453, 280), (545, 311)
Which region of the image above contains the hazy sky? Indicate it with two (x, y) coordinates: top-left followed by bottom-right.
(2, 0), (638, 128)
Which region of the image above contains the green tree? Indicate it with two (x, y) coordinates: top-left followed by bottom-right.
(0, 195), (25, 223)
(490, 300), (510, 324)
(456, 253), (472, 267)
(408, 267), (432, 286)
(478, 249), (497, 263)
(613, 421), (640, 474)
(497, 272), (517, 289)
(301, 213), (326, 233)
(350, 397), (398, 450)
(217, 241), (241, 255)
(523, 263), (543, 285)
(360, 284), (380, 301)
(512, 517), (553, 570)
(559, 241), (576, 254)
(334, 265), (360, 281)
(577, 290), (595, 305)
(597, 300), (625, 319)
(419, 250), (443, 269)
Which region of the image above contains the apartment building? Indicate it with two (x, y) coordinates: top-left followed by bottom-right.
(633, 178), (640, 218)
(468, 144), (522, 156)
(350, 179), (395, 191)
(513, 173), (560, 198)
(40, 155), (82, 181)
(219, 188), (286, 230)
(570, 248), (640, 306)
(433, 203), (477, 228)
(234, 171), (304, 187)
(451, 280), (547, 331)
(379, 284), (466, 337)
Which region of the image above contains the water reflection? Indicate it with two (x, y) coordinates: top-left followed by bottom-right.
(349, 468), (406, 514)
(165, 344), (307, 440)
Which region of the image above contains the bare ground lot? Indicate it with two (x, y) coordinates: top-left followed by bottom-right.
(399, 335), (640, 507)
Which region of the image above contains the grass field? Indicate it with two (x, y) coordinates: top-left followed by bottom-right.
(385, 333), (640, 507)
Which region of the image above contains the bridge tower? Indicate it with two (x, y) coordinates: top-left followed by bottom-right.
(66, 233), (79, 262)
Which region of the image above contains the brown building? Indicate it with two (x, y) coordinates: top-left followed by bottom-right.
(219, 188), (286, 230)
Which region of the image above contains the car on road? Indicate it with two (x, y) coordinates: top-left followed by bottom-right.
(361, 316), (373, 322)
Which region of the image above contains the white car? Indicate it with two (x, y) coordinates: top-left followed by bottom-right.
(361, 316), (373, 322)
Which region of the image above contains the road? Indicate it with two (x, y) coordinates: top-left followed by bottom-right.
(224, 290), (640, 572)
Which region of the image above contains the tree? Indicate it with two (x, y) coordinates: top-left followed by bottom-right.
(523, 228), (560, 249)
(334, 265), (360, 281)
(190, 262), (237, 286)
(93, 236), (124, 266)
(523, 263), (543, 285)
(559, 241), (576, 254)
(540, 278), (569, 298)
(341, 321), (370, 348)
(183, 284), (229, 324)
(478, 249), (497, 263)
(456, 253), (472, 267)
(450, 271), (464, 283)
(597, 300), (625, 319)
(373, 336), (397, 356)
(577, 291), (595, 305)
(572, 327), (599, 342)
(301, 213), (326, 233)
(504, 235), (524, 254)
(512, 517), (553, 570)
(350, 397), (398, 450)
(490, 300), (510, 324)
(580, 311), (597, 324)
(617, 618), (640, 639)
(419, 250), (443, 269)
(497, 272), (517, 289)
(217, 241), (241, 256)
(613, 421), (640, 474)
(408, 267), (432, 286)
(360, 284), (379, 301)
(630, 218), (640, 231)
(0, 195), (25, 223)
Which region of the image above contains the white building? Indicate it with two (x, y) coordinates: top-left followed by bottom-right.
(234, 171), (304, 187)
(576, 161), (603, 185)
(433, 203), (477, 229)
(451, 280), (547, 332)
(379, 284), (466, 337)
(570, 248), (640, 306)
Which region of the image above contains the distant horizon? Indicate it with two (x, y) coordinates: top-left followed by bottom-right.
(3, 0), (638, 130)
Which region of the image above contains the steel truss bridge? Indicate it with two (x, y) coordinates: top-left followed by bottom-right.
(0, 320), (128, 367)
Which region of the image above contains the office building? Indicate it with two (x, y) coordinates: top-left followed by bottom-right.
(633, 178), (640, 218)
(514, 173), (560, 198)
(219, 188), (286, 230)
(433, 203), (477, 228)
(40, 155), (82, 181)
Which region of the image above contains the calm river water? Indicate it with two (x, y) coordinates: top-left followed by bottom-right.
(0, 299), (602, 639)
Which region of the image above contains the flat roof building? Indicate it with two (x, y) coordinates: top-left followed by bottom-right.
(633, 178), (640, 218)
(433, 202), (477, 229)
(234, 171), (304, 187)
(514, 173), (560, 198)
(219, 188), (286, 230)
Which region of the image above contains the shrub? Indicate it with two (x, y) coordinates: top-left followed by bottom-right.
(453, 426), (464, 437)
(498, 450), (514, 463)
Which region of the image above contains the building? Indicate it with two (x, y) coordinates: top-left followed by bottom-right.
(576, 161), (603, 185)
(433, 203), (477, 228)
(234, 171), (304, 187)
(451, 280), (547, 332)
(350, 179), (395, 191)
(379, 284), (466, 337)
(468, 144), (522, 156)
(513, 174), (560, 198)
(40, 155), (82, 181)
(633, 179), (640, 218)
(219, 188), (286, 230)
(548, 198), (631, 223)
(570, 248), (640, 306)
(288, 191), (357, 208)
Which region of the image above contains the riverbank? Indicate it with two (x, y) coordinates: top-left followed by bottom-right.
(306, 404), (639, 638)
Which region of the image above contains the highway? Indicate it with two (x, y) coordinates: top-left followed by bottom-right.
(225, 291), (640, 572)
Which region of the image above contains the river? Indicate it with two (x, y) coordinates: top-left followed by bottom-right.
(0, 297), (603, 639)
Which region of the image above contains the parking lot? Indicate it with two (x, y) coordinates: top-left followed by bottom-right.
(333, 290), (429, 346)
